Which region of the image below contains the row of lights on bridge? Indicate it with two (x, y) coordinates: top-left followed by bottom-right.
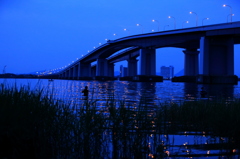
(54, 4), (234, 74)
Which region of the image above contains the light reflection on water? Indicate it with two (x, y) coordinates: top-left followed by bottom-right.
(1, 78), (240, 158)
(1, 78), (239, 104)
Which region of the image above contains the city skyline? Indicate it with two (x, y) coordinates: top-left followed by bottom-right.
(0, 0), (240, 75)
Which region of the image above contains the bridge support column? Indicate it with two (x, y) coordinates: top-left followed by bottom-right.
(183, 49), (199, 76)
(68, 69), (72, 79)
(63, 71), (67, 79)
(108, 63), (114, 78)
(79, 62), (91, 79)
(139, 48), (156, 75)
(127, 58), (138, 76)
(96, 58), (114, 80)
(200, 36), (234, 75)
(198, 36), (237, 84)
(73, 66), (77, 80)
(91, 66), (96, 77)
(96, 58), (109, 76)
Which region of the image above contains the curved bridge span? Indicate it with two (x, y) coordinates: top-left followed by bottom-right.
(59, 21), (240, 83)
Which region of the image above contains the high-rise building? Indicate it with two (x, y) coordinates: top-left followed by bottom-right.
(160, 66), (174, 79)
(120, 65), (128, 77)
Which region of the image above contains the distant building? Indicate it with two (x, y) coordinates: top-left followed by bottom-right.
(160, 66), (174, 79)
(120, 65), (128, 77)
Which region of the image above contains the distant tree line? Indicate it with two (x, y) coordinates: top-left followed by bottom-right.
(0, 73), (58, 79)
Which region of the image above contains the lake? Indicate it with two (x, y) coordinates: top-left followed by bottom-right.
(1, 78), (240, 158)
(1, 78), (240, 103)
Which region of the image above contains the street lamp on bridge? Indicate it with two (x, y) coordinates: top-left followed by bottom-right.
(202, 18), (209, 26)
(227, 14), (234, 23)
(168, 16), (176, 29)
(189, 11), (198, 26)
(152, 19), (160, 31)
(182, 21), (189, 28)
(223, 4), (233, 22)
(136, 24), (144, 33)
(164, 25), (169, 30)
(123, 28), (130, 35)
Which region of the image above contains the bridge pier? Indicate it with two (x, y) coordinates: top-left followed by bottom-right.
(91, 65), (96, 77)
(108, 63), (114, 77)
(64, 71), (67, 79)
(79, 62), (91, 80)
(198, 36), (237, 84)
(183, 48), (199, 76)
(69, 69), (72, 79)
(73, 65), (78, 80)
(96, 58), (114, 80)
(139, 48), (156, 76)
(127, 58), (138, 76)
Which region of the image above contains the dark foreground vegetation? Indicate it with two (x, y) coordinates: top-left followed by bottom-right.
(0, 83), (240, 158)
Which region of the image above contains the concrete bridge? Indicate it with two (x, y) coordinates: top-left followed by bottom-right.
(59, 21), (240, 84)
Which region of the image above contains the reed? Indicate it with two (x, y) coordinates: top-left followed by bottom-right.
(0, 82), (240, 158)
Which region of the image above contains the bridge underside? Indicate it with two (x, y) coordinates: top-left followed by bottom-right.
(58, 22), (240, 84)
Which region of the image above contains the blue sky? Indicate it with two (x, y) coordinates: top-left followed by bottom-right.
(0, 0), (240, 75)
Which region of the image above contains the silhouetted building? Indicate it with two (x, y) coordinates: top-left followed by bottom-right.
(161, 66), (174, 79)
(120, 65), (128, 77)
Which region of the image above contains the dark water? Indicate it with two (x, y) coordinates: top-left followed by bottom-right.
(1, 78), (239, 102)
(1, 78), (240, 158)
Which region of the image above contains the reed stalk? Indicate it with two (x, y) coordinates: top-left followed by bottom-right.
(0, 82), (240, 158)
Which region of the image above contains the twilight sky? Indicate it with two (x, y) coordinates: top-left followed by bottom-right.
(0, 0), (240, 75)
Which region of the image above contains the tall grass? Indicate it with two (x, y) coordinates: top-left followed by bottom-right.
(0, 83), (240, 158)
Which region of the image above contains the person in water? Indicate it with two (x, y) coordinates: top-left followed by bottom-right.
(82, 86), (89, 100)
(200, 87), (207, 98)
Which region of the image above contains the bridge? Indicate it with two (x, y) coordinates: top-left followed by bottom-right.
(58, 21), (240, 84)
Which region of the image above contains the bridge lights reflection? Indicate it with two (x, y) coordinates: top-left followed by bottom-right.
(223, 4), (232, 22)
(189, 11), (198, 26)
(168, 16), (176, 29)
(152, 19), (160, 31)
(202, 18), (209, 26)
(182, 21), (189, 28)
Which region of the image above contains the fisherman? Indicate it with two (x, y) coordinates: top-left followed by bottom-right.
(200, 87), (207, 98)
(82, 86), (89, 100)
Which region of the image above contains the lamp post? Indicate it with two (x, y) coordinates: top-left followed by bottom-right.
(182, 21), (189, 28)
(124, 28), (130, 35)
(202, 18), (209, 26)
(152, 19), (160, 31)
(223, 4), (232, 22)
(189, 11), (198, 26)
(136, 24), (144, 33)
(164, 25), (169, 30)
(227, 14), (234, 23)
(168, 16), (176, 29)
